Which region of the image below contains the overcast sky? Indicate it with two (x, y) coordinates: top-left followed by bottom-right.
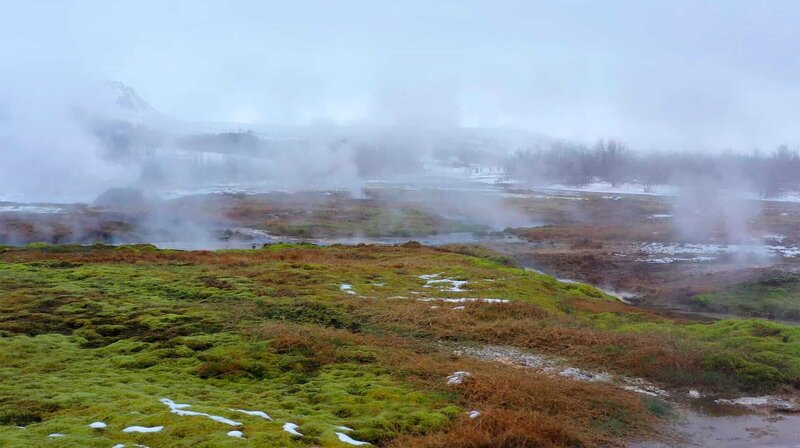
(2, 0), (800, 150)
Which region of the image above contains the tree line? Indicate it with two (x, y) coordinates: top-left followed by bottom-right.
(503, 140), (800, 196)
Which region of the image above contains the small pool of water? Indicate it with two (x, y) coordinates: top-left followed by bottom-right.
(633, 408), (800, 447)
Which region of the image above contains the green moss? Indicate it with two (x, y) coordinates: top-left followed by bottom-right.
(690, 273), (800, 320)
(641, 397), (674, 419)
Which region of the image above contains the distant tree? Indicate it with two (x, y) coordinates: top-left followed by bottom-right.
(593, 139), (628, 186)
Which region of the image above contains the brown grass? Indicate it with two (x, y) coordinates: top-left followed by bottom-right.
(245, 321), (656, 447)
(355, 298), (704, 388)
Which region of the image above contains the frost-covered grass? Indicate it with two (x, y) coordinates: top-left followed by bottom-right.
(1, 244), (799, 446)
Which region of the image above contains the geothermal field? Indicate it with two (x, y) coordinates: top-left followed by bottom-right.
(3, 127), (800, 447)
(4, 2), (800, 447)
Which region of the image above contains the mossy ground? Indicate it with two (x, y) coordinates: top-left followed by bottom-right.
(691, 272), (800, 321)
(1, 244), (799, 447)
(222, 194), (484, 238)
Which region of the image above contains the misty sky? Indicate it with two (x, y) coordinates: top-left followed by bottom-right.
(2, 0), (800, 150)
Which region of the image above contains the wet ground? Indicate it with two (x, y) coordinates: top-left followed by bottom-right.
(4, 181), (800, 446)
(633, 403), (800, 448)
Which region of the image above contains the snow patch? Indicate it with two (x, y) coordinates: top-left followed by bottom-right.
(336, 432), (371, 445)
(227, 430), (245, 438)
(160, 398), (241, 426)
(764, 234), (786, 242)
(545, 182), (678, 197)
(230, 409), (272, 420)
(447, 371), (472, 385)
(340, 283), (357, 295)
(283, 422), (303, 436)
(631, 242), (800, 263)
(122, 426), (163, 433)
(468, 410), (481, 419)
(0, 205), (65, 214)
(419, 274), (468, 292)
(715, 396), (800, 412)
(417, 297), (510, 304)
(48, 433), (65, 438)
(88, 421), (107, 429)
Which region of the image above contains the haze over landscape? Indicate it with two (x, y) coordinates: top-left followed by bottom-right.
(3, 2), (800, 448)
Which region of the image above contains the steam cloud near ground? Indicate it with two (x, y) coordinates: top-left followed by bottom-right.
(1, 76), (798, 249)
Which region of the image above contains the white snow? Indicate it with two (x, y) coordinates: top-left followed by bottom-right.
(640, 256), (717, 264)
(447, 371), (472, 385)
(763, 234), (786, 242)
(160, 399), (191, 409)
(419, 274), (468, 292)
(229, 227), (273, 239)
(122, 426), (163, 433)
(621, 386), (660, 396)
(688, 389), (701, 399)
(720, 396), (768, 406)
(230, 409), (272, 420)
(160, 398), (241, 426)
(335, 432), (371, 445)
(618, 378), (669, 397)
(468, 410), (481, 419)
(340, 284), (357, 295)
(283, 422), (303, 436)
(0, 205), (64, 214)
(765, 191), (800, 203)
(544, 182), (678, 197)
(417, 297), (509, 304)
(649, 214), (673, 219)
(112, 445), (126, 448)
(48, 433), (65, 438)
(227, 430), (245, 438)
(635, 242), (800, 262)
(208, 415), (241, 425)
(714, 396), (799, 411)
(426, 279), (468, 292)
(88, 421), (107, 429)
(335, 425), (354, 431)
(771, 245), (800, 257)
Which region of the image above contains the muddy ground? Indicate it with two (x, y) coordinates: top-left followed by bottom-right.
(492, 191), (800, 320)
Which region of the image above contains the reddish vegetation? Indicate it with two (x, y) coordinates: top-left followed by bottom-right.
(248, 322), (655, 447)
